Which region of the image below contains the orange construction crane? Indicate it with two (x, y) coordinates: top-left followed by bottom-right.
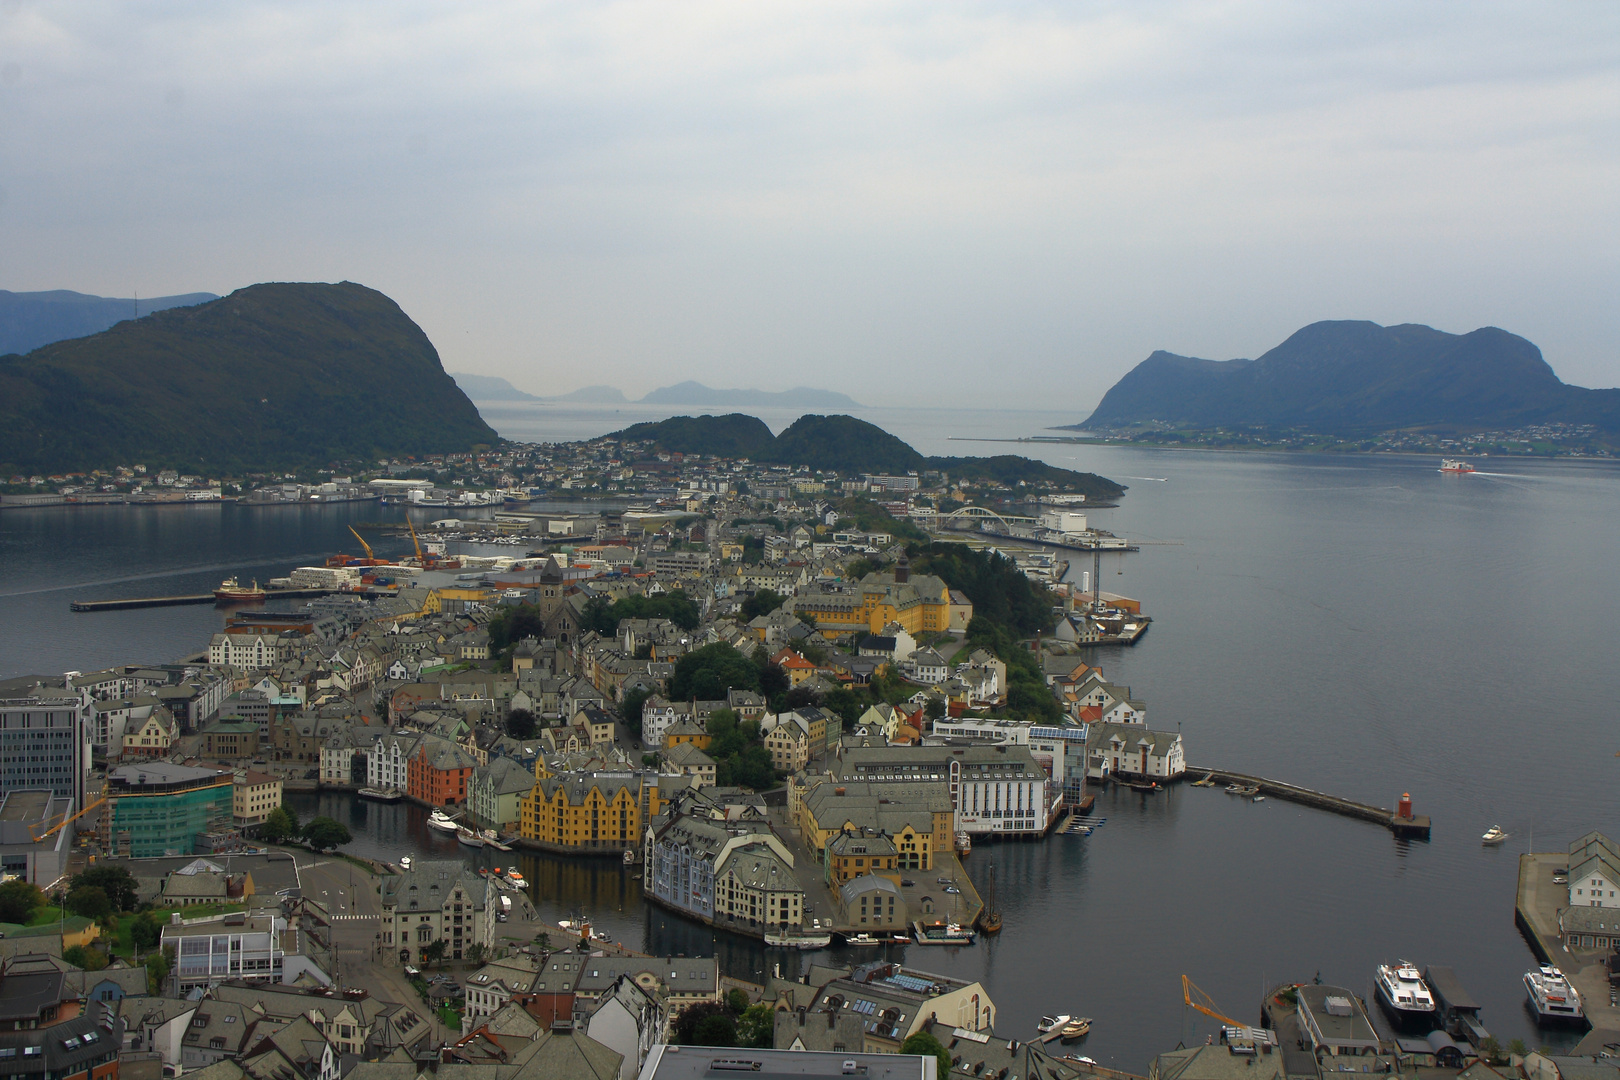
(1182, 975), (1246, 1030)
(407, 518), (426, 563)
(31, 794), (107, 843)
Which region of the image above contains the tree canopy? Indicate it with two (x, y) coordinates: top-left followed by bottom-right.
(580, 591), (701, 634)
(0, 880), (44, 924)
(302, 817), (353, 852)
(68, 866), (138, 911)
(669, 643), (761, 701)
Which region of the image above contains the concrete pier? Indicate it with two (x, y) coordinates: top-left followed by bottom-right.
(1516, 851), (1620, 1039)
(1186, 765), (1432, 839)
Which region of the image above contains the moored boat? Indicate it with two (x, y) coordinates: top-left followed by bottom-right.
(1525, 964), (1584, 1025)
(913, 921), (976, 945)
(507, 867), (527, 888)
(842, 933), (884, 947)
(398, 855), (412, 871)
(764, 930), (833, 950)
(1482, 825), (1509, 845)
(359, 787), (403, 803)
(1077, 794), (1096, 812)
(1037, 1015), (1071, 1035)
(455, 827), (485, 848)
(481, 829), (512, 851)
(214, 576), (267, 602)
(427, 809), (459, 833)
(1059, 1018), (1092, 1042)
(1375, 961), (1437, 1028)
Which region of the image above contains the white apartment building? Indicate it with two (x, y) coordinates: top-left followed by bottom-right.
(366, 733), (419, 792)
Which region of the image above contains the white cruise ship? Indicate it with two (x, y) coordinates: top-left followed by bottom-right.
(1524, 965), (1584, 1024)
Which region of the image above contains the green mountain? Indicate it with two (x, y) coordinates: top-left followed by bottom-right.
(0, 281), (497, 474)
(0, 289), (218, 355)
(1079, 320), (1620, 434)
(612, 412), (1125, 498)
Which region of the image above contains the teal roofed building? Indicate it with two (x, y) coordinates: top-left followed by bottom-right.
(105, 763), (234, 857)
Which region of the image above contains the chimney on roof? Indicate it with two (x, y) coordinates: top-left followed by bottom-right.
(894, 552), (909, 584)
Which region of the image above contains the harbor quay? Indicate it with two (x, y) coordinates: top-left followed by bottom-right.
(1186, 765), (1433, 839)
(1516, 851), (1620, 1043)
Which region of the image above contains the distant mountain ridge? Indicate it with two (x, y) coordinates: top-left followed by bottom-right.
(450, 373), (542, 401)
(0, 289), (218, 355)
(0, 282), (496, 473)
(638, 381), (860, 409)
(612, 413), (1125, 498)
(1078, 320), (1620, 434)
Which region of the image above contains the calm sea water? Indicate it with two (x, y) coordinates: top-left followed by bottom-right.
(7, 403), (1620, 1065)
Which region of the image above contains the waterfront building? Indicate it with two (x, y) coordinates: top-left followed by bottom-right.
(792, 777), (952, 870)
(208, 632), (301, 672)
(812, 960), (995, 1052)
(163, 912), (289, 992)
(379, 859), (494, 964)
(832, 744), (1058, 838)
(405, 734), (477, 806)
(929, 717), (1033, 744)
(836, 874), (907, 932)
(365, 731), (419, 793)
(646, 801), (784, 928)
(1296, 984), (1385, 1060)
(0, 696), (91, 812)
(1030, 724), (1089, 806)
(231, 769), (282, 826)
(1568, 831), (1620, 909)
(468, 755), (538, 832)
(518, 771), (668, 853)
(1084, 722), (1186, 781)
(104, 763), (234, 858)
(825, 828), (902, 887)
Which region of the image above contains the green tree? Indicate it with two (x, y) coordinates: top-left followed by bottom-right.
(619, 687), (652, 739)
(670, 643), (761, 701)
(0, 879), (44, 924)
(63, 944), (108, 971)
(900, 1032), (952, 1079)
(726, 988), (751, 1014)
(466, 942), (487, 965)
(302, 817), (353, 852)
(486, 604), (547, 654)
(924, 697), (946, 720)
(261, 805), (300, 843)
(65, 885), (112, 921)
(131, 911), (164, 950)
(505, 708), (537, 739)
(693, 1013), (738, 1047)
(737, 1003), (776, 1048)
(68, 867), (139, 911)
(1507, 1039), (1528, 1059)
(145, 949), (170, 991)
(422, 940), (449, 967)
(739, 590), (785, 621)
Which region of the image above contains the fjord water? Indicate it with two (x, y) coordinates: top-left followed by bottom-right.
(6, 407), (1619, 1064)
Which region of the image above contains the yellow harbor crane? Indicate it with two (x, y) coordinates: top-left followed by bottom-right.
(1182, 975), (1247, 1030)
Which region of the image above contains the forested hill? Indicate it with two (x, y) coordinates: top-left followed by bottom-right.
(613, 412), (1126, 499)
(0, 289), (217, 355)
(0, 281), (497, 474)
(1079, 320), (1620, 434)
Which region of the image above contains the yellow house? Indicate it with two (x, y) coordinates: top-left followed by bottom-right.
(420, 587), (496, 616)
(793, 776), (953, 871)
(663, 719), (711, 751)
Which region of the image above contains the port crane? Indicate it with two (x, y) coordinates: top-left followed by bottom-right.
(30, 794), (107, 843)
(1182, 975), (1247, 1030)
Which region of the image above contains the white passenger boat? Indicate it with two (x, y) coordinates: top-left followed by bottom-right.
(1037, 1015), (1071, 1035)
(1525, 965), (1584, 1025)
(1482, 825), (1509, 845)
(1375, 961), (1437, 1026)
(427, 809), (459, 833)
(764, 930), (833, 950)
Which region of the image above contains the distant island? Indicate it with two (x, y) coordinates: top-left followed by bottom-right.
(638, 381), (860, 409)
(0, 288), (218, 356)
(449, 373), (542, 401)
(1070, 320), (1620, 454)
(452, 376), (859, 409)
(613, 412), (1125, 499)
(0, 282), (496, 474)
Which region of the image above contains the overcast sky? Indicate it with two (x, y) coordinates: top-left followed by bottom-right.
(2, 2), (1616, 412)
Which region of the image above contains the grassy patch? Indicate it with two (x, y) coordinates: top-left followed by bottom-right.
(26, 906), (64, 927)
(176, 902), (246, 920)
(437, 1005), (462, 1031)
(108, 914), (137, 959)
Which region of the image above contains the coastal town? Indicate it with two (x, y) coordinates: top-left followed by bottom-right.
(0, 431), (1615, 1080)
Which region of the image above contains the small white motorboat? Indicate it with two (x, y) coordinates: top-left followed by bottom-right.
(1482, 825), (1509, 845)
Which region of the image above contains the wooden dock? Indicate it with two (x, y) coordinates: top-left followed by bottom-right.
(1186, 765), (1432, 839)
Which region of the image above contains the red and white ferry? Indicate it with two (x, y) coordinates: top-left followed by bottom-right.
(1439, 459), (1475, 474)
